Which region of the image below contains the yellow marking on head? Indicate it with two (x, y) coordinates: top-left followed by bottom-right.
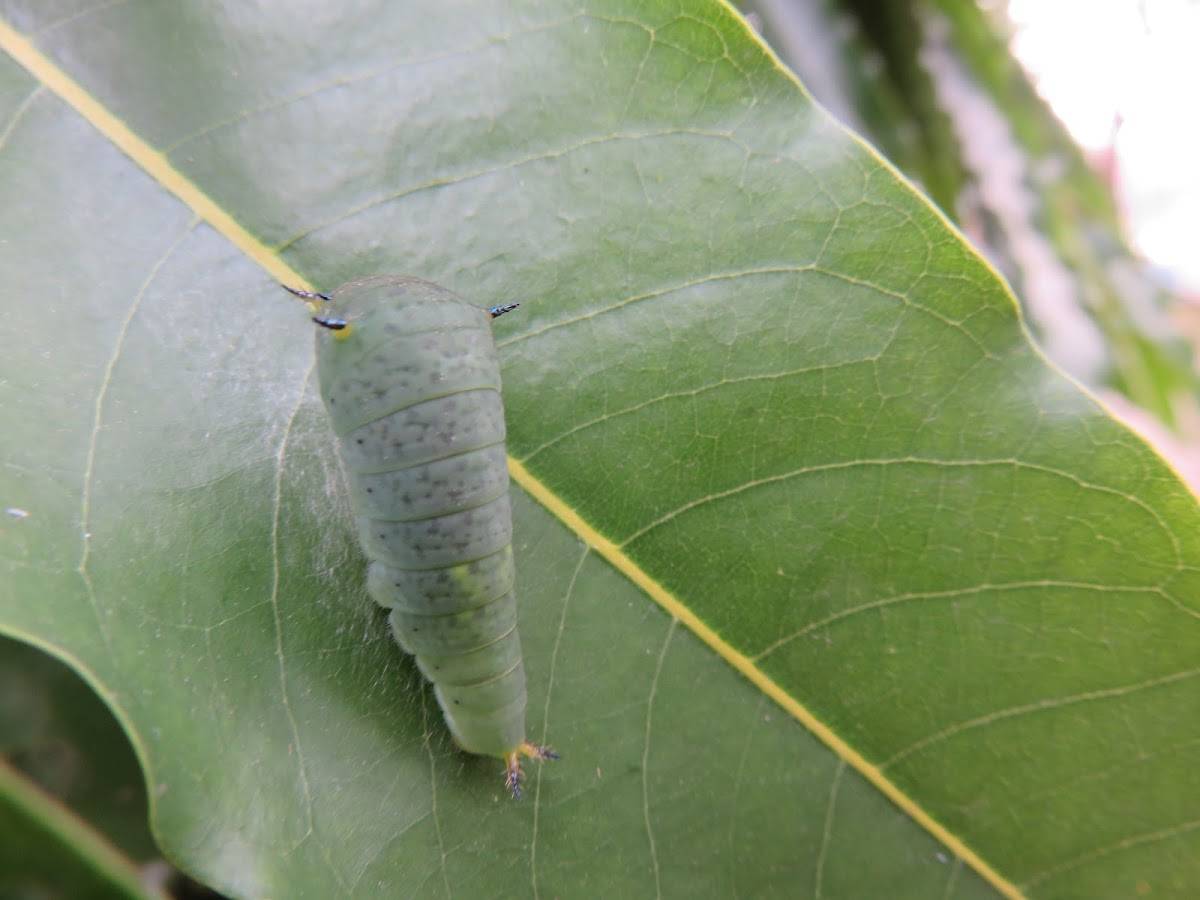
(333, 324), (355, 340)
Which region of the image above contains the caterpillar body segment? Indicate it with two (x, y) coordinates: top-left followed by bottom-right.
(287, 275), (552, 794)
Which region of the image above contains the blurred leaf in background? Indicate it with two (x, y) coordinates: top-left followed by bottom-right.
(0, 634), (168, 898)
(0, 635), (155, 859)
(739, 0), (1200, 459)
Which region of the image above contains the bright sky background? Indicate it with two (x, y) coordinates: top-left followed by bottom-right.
(1007, 0), (1200, 289)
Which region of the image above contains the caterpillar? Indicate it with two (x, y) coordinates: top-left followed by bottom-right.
(284, 275), (555, 797)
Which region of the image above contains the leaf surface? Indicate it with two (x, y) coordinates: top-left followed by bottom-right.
(2, 2), (1198, 897)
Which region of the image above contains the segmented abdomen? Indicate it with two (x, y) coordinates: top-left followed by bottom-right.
(316, 276), (526, 759)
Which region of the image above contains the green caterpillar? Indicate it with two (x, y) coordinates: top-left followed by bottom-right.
(284, 275), (555, 797)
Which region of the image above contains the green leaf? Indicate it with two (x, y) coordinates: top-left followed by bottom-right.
(0, 755), (161, 900)
(2, 2), (1199, 897)
(0, 634), (157, 862)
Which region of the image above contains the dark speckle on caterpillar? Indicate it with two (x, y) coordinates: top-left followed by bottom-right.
(283, 275), (556, 798)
